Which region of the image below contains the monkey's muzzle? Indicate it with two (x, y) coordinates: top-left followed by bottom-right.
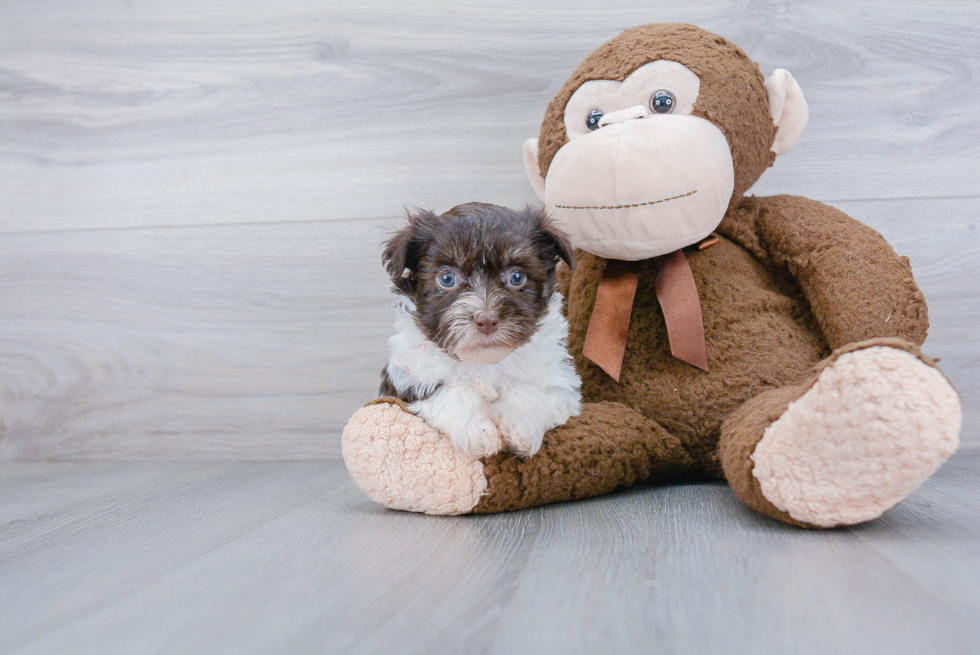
(544, 115), (735, 261)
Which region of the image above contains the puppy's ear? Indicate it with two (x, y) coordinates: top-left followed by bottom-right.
(382, 209), (436, 293)
(529, 206), (574, 270)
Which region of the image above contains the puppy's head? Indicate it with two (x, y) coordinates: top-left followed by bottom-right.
(383, 202), (573, 363)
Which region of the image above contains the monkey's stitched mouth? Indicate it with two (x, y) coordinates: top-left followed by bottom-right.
(553, 190), (697, 210)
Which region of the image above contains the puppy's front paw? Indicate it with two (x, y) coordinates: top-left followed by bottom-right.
(493, 410), (545, 458)
(449, 417), (503, 459)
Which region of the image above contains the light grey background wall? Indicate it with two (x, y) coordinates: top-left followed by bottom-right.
(2, 4), (980, 652)
(1, 0), (977, 460)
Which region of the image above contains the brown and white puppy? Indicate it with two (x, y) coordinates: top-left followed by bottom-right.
(379, 202), (581, 458)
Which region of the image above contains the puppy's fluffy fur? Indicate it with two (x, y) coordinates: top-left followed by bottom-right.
(380, 203), (582, 458)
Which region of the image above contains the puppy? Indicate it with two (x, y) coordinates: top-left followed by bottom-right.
(379, 202), (581, 458)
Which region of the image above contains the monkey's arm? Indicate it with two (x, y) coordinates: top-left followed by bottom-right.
(741, 194), (929, 349)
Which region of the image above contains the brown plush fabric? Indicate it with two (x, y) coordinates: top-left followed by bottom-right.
(556, 260), (572, 299)
(473, 401), (698, 514)
(720, 195), (929, 349)
(560, 195), (929, 477)
(538, 24), (777, 205)
(718, 383), (814, 527)
(719, 337), (938, 528)
(566, 238), (819, 475)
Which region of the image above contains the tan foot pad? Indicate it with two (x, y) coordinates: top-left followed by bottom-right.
(341, 402), (488, 515)
(752, 347), (961, 527)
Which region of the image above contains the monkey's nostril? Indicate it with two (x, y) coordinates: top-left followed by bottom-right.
(473, 311), (500, 335)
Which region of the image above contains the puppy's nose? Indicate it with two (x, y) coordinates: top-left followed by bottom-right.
(473, 311), (499, 335)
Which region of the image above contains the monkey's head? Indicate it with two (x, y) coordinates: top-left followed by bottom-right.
(524, 23), (809, 260)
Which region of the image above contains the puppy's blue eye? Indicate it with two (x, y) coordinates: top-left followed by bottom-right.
(586, 109), (603, 131)
(507, 271), (526, 287)
(437, 272), (457, 288)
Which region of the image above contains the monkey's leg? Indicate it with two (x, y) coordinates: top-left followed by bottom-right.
(342, 399), (696, 515)
(719, 338), (961, 528)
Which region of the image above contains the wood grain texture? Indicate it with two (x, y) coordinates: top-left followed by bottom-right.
(0, 196), (975, 461)
(1, 453), (978, 653)
(0, 218), (396, 460)
(0, 0), (977, 460)
(0, 197), (977, 461)
(1, 0), (978, 233)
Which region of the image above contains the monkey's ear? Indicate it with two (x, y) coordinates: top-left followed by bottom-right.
(765, 69), (809, 156)
(382, 210), (434, 293)
(523, 138), (547, 202)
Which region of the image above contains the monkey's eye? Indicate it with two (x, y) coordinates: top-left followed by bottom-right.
(437, 271), (458, 288)
(586, 109), (603, 131)
(650, 90), (676, 114)
(506, 270), (526, 287)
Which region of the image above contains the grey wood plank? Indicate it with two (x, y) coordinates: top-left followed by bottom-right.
(852, 452), (980, 618)
(0, 462), (216, 549)
(0, 462), (210, 520)
(1, 455), (977, 654)
(487, 478), (980, 655)
(0, 462), (337, 653)
(1, 0), (978, 234)
(0, 197), (976, 461)
(9, 480), (541, 654)
(0, 218), (396, 461)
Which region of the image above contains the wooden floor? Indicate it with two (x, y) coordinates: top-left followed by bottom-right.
(2, 0), (979, 652)
(1, 452), (978, 653)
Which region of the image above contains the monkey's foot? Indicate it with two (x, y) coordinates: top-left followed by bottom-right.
(751, 346), (961, 527)
(341, 399), (487, 515)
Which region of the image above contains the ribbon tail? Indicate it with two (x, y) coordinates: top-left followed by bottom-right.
(655, 250), (709, 371)
(583, 260), (641, 381)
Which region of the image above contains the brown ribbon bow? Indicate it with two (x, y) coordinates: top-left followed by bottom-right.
(583, 249), (708, 381)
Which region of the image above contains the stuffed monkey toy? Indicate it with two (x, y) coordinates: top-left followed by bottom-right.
(342, 23), (961, 528)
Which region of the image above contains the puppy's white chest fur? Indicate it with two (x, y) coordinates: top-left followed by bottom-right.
(385, 293), (582, 458)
